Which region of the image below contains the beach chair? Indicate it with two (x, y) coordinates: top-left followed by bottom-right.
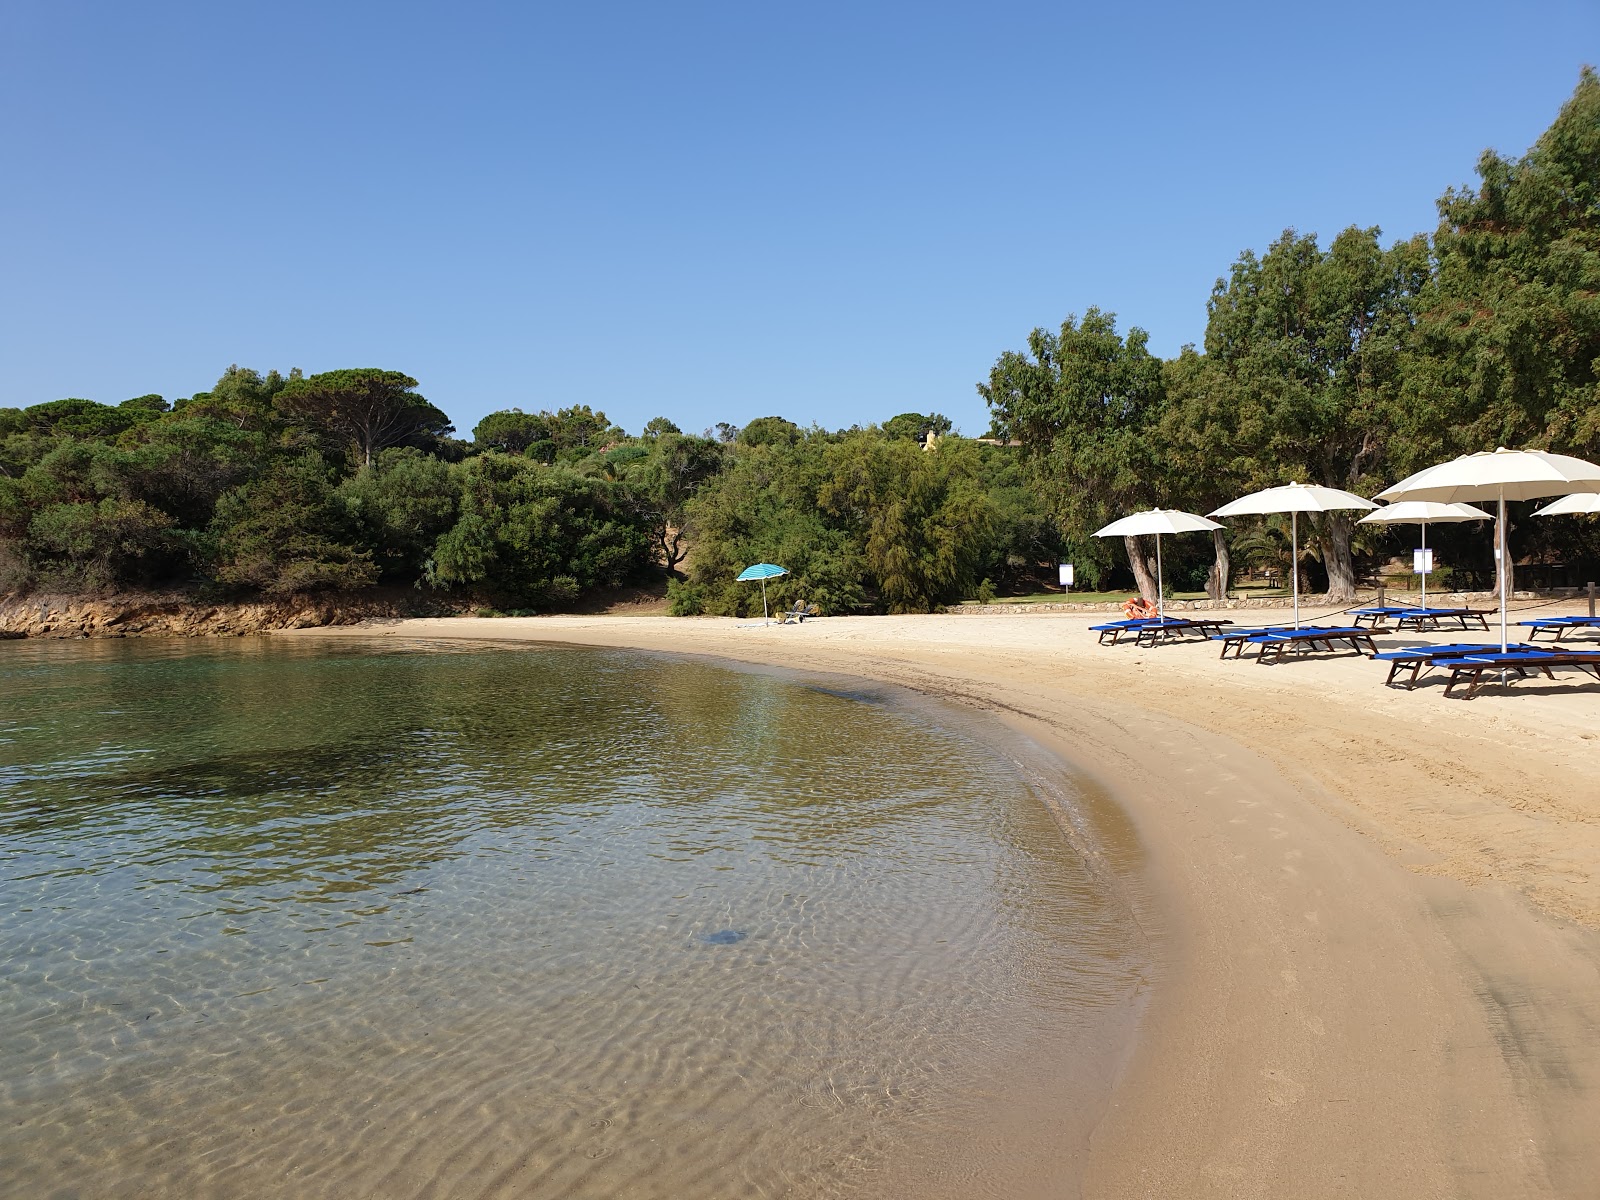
(1394, 607), (1492, 632)
(1090, 617), (1167, 645)
(1518, 616), (1600, 642)
(1131, 617), (1234, 646)
(1441, 649), (1600, 699)
(1371, 643), (1539, 689)
(1351, 605), (1414, 629)
(776, 600), (819, 624)
(1212, 628), (1294, 659)
(1245, 626), (1377, 664)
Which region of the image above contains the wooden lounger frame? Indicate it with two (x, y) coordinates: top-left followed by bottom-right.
(1522, 618), (1600, 643)
(1442, 652), (1600, 699)
(1217, 627), (1376, 662)
(1393, 608), (1493, 632)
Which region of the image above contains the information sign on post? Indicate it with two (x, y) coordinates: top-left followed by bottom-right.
(1058, 563), (1074, 589)
(1413, 548), (1434, 574)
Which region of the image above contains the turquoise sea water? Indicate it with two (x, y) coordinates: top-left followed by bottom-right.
(0, 637), (1146, 1199)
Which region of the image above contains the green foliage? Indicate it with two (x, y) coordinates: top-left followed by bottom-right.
(471, 404), (624, 464)
(472, 409), (550, 455)
(678, 431), (1017, 616)
(274, 369), (453, 467)
(980, 307), (1167, 590)
(642, 416), (682, 439)
(737, 416), (801, 448)
(613, 431), (724, 572)
(881, 412), (953, 442)
(17, 398), (159, 440)
(1400, 67), (1600, 466)
(666, 577), (707, 615)
(211, 454), (379, 594)
(425, 454), (649, 605)
(340, 448), (460, 581)
(27, 498), (180, 590)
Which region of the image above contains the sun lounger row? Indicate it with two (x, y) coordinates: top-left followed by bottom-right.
(1213, 626), (1377, 662)
(1518, 615), (1600, 641)
(1351, 606), (1493, 631)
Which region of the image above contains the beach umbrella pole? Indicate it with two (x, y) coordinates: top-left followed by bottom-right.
(1156, 534), (1164, 621)
(1498, 491), (1508, 653)
(1291, 510), (1300, 629)
(761, 577), (769, 626)
(1420, 521), (1427, 611)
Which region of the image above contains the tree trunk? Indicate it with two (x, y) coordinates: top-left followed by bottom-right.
(1205, 527), (1231, 601)
(1318, 511), (1358, 602)
(1124, 535), (1159, 602)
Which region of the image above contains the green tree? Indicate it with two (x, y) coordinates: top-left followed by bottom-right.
(341, 447), (461, 582)
(211, 454), (379, 593)
(737, 416), (802, 448)
(175, 365), (299, 431)
(273, 369), (452, 467)
(1401, 69), (1600, 467)
(617, 431), (724, 573)
(641, 416), (682, 439)
(817, 434), (1000, 612)
(25, 498), (180, 590)
(472, 409), (551, 456)
(1197, 227), (1428, 598)
(980, 308), (1167, 597)
(426, 455), (648, 605)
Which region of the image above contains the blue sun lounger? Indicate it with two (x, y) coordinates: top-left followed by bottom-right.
(1212, 627), (1294, 659)
(1090, 617), (1163, 645)
(1351, 605), (1415, 628)
(1518, 616), (1600, 642)
(1372, 642), (1539, 688)
(1243, 626), (1377, 664)
(1095, 616), (1235, 646)
(1442, 649), (1600, 698)
(1394, 607), (1493, 632)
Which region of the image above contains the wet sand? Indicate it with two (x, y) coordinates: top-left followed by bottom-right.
(290, 610), (1600, 1198)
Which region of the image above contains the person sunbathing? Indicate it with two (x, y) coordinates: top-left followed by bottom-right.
(1123, 596), (1158, 620)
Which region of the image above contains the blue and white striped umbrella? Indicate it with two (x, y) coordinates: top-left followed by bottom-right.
(735, 563), (788, 624)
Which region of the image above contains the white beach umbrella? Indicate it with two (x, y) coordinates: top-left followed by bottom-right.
(1356, 501), (1492, 611)
(1092, 508), (1223, 621)
(1533, 492), (1600, 516)
(1378, 448), (1600, 651)
(1209, 483), (1377, 628)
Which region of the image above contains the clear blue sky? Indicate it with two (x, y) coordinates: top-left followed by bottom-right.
(1, 1), (1594, 439)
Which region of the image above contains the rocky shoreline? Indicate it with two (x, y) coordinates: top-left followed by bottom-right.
(0, 589), (465, 639)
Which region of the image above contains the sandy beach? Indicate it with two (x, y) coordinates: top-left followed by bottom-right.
(291, 609), (1600, 1197)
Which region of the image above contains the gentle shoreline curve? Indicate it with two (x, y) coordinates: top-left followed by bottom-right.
(288, 611), (1600, 1197)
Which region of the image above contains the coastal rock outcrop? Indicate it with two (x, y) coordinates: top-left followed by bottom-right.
(0, 589), (463, 639)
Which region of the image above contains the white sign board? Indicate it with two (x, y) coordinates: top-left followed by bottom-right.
(1413, 548), (1434, 574)
(1058, 563), (1074, 587)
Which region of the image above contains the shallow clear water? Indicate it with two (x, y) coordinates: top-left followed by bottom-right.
(0, 637), (1145, 1199)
